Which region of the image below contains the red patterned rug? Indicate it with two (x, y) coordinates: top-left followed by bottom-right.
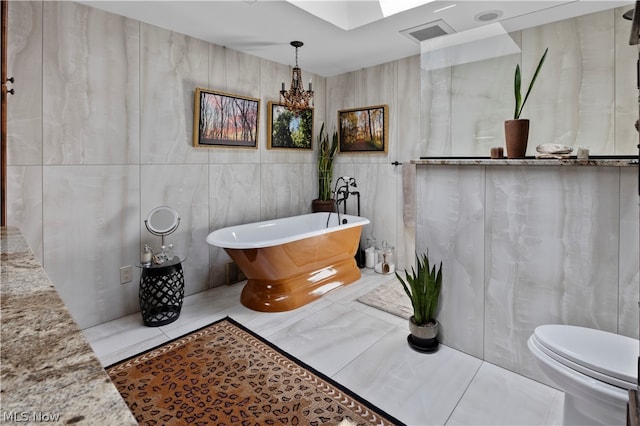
(107, 317), (403, 425)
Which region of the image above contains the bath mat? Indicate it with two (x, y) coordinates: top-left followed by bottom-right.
(106, 317), (404, 426)
(357, 278), (412, 320)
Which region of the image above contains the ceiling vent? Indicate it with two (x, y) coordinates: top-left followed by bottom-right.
(400, 19), (455, 43)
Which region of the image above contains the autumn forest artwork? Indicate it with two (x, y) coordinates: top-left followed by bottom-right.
(194, 89), (260, 148)
(338, 105), (388, 153)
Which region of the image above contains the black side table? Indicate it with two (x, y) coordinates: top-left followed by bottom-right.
(138, 257), (185, 326)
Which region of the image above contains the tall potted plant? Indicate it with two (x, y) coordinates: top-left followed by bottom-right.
(505, 48), (548, 158)
(312, 123), (339, 212)
(395, 252), (443, 353)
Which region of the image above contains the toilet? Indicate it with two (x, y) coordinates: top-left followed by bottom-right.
(528, 324), (638, 425)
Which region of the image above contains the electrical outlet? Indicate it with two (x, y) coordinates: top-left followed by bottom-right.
(120, 265), (132, 284)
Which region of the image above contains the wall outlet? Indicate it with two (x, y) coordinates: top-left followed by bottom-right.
(120, 265), (133, 284)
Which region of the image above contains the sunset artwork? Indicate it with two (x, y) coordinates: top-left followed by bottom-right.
(338, 105), (388, 153)
(194, 89), (260, 148)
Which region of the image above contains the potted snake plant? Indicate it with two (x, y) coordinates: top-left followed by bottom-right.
(312, 123), (339, 212)
(395, 252), (443, 352)
(505, 47), (548, 158)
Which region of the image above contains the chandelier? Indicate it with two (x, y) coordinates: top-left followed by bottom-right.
(280, 41), (314, 112)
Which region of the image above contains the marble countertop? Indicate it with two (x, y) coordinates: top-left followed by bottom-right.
(412, 157), (638, 167)
(1, 227), (137, 425)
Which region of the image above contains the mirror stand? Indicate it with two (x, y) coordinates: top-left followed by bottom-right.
(144, 206), (180, 265)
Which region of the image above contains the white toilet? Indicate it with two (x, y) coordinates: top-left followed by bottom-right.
(528, 324), (638, 425)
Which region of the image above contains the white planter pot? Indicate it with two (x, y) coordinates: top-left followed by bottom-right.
(409, 316), (438, 340)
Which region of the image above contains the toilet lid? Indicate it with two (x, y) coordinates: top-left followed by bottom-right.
(534, 325), (638, 387)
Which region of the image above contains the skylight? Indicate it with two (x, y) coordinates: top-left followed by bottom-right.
(378, 0), (434, 18)
(286, 0), (435, 31)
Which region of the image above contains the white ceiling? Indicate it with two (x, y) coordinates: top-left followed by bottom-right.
(78, 1), (633, 77)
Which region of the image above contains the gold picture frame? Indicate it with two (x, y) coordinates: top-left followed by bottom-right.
(193, 88), (260, 148)
(337, 104), (388, 153)
(267, 102), (314, 150)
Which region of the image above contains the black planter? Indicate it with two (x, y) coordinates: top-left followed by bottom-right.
(407, 334), (439, 353)
(311, 199), (336, 213)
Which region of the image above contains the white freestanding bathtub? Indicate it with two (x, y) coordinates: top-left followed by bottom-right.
(207, 212), (369, 312)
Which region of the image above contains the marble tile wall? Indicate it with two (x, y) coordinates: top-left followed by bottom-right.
(139, 23), (208, 166)
(6, 0), (637, 339)
(619, 170), (640, 338)
(43, 2), (140, 165)
(413, 166), (486, 359)
(526, 11), (616, 155)
(414, 5), (639, 384)
(326, 56), (421, 271)
(6, 1), (42, 167)
(615, 5), (640, 153)
(449, 47), (518, 156)
(7, 1), (43, 260)
(43, 165), (141, 327)
(6, 1), (334, 328)
(416, 165), (639, 385)
(422, 6), (638, 156)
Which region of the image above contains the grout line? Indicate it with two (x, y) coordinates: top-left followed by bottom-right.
(443, 361), (484, 426)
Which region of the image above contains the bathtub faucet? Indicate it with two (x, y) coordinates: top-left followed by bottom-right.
(328, 177), (357, 227)
(335, 177), (357, 213)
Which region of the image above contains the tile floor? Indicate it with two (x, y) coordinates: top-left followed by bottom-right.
(83, 269), (564, 426)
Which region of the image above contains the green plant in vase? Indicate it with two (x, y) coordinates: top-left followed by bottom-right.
(312, 123), (339, 212)
(505, 47), (548, 158)
(395, 252), (443, 352)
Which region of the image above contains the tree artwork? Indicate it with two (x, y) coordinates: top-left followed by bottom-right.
(268, 102), (313, 149)
(194, 89), (260, 148)
(338, 105), (388, 153)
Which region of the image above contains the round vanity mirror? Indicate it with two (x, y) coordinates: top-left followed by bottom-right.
(145, 206), (180, 237)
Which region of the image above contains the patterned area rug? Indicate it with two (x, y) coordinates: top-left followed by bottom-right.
(106, 317), (403, 426)
(357, 278), (412, 320)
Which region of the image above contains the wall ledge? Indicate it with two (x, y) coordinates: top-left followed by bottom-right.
(412, 156), (638, 167)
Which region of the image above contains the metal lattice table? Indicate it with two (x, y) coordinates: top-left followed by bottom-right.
(138, 257), (185, 326)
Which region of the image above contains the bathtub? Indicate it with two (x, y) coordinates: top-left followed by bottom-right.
(206, 212), (370, 312)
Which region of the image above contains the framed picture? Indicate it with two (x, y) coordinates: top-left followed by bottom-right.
(337, 104), (388, 153)
(267, 102), (314, 150)
(193, 88), (260, 148)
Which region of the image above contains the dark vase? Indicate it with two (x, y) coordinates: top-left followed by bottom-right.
(504, 119), (530, 159)
(311, 199), (336, 213)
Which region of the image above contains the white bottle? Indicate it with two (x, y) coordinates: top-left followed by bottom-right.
(141, 244), (152, 266)
(365, 237), (376, 268)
